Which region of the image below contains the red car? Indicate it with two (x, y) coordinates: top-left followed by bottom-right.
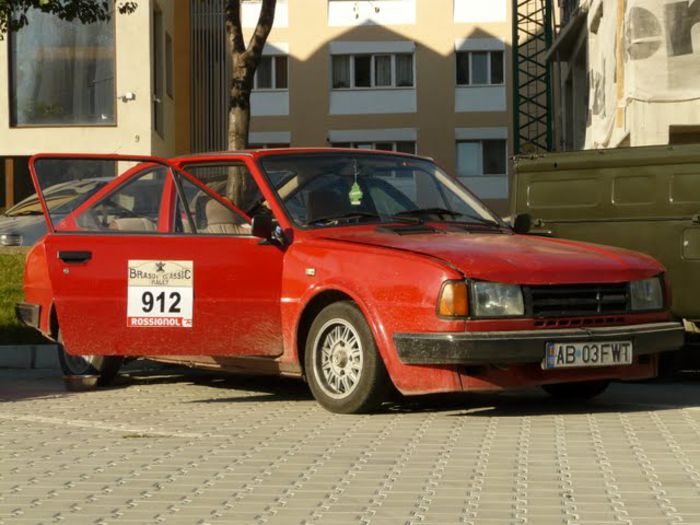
(17, 150), (684, 413)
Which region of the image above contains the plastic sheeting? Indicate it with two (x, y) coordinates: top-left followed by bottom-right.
(585, 0), (700, 148)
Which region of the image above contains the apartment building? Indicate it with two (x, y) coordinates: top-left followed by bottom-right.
(1, 0), (513, 213)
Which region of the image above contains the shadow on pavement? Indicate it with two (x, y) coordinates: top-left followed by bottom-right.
(6, 365), (700, 416)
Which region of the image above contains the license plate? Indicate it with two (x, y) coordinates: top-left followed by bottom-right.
(543, 341), (633, 369)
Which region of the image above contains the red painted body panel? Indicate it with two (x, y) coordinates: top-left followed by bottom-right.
(315, 229), (663, 284)
(42, 234), (284, 357)
(24, 243), (54, 337)
(21, 150), (678, 397)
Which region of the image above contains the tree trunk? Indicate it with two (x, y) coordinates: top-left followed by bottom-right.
(228, 63), (252, 151)
(225, 0), (276, 151)
(224, 0), (277, 202)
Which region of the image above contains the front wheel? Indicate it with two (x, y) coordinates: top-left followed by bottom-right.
(57, 332), (123, 386)
(541, 379), (610, 400)
(305, 301), (391, 414)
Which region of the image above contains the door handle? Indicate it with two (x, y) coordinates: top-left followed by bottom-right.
(58, 251), (92, 264)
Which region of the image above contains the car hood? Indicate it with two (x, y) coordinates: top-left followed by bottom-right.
(317, 229), (663, 284)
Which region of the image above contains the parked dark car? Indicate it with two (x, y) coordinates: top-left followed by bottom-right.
(0, 178), (109, 247)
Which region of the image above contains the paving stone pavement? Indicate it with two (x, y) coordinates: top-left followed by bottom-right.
(3, 367), (700, 524)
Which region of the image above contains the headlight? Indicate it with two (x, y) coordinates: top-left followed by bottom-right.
(629, 277), (663, 311)
(471, 282), (524, 317)
(0, 233), (22, 246)
(437, 280), (468, 317)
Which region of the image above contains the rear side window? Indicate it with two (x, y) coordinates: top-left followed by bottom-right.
(172, 173), (251, 236)
(181, 162), (267, 215)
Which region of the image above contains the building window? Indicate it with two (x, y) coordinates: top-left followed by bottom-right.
(456, 51), (504, 86)
(254, 56), (288, 90)
(165, 32), (174, 99)
(9, 5), (116, 126)
(332, 54), (414, 89)
(332, 141), (416, 154)
(457, 140), (506, 176)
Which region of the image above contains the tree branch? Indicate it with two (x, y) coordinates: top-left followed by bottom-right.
(245, 0), (276, 61)
(224, 0), (245, 55)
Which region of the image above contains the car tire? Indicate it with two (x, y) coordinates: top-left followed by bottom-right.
(305, 301), (391, 414)
(57, 332), (123, 387)
(541, 379), (610, 400)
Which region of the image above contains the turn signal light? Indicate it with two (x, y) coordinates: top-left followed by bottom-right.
(438, 281), (468, 317)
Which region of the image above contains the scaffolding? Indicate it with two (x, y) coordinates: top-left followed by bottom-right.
(512, 0), (553, 154)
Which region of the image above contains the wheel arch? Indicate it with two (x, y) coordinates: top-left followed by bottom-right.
(296, 289), (354, 378)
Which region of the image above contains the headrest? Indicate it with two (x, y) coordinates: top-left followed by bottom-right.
(205, 198), (238, 225)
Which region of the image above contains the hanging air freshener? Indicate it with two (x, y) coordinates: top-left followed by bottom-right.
(349, 159), (363, 205)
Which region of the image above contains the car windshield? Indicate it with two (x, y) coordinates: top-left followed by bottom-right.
(4, 179), (109, 218)
(258, 152), (503, 229)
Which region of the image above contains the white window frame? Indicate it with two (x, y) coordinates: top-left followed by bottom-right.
(331, 53), (415, 90)
(456, 50), (505, 87)
(253, 55), (289, 91)
(456, 139), (507, 177)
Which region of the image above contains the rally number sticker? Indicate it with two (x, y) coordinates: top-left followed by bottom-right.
(127, 260), (193, 328)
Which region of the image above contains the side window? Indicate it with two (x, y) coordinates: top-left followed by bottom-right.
(173, 174), (251, 235)
(75, 168), (167, 232)
(181, 163), (267, 216)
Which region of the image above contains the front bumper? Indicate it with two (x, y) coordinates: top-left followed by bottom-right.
(15, 303), (40, 329)
(394, 322), (685, 365)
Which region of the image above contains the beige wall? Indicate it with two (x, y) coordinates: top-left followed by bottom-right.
(0, 0), (177, 157)
(0, 1), (512, 211)
(245, 0), (512, 212)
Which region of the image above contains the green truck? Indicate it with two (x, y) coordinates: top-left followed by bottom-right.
(512, 144), (700, 357)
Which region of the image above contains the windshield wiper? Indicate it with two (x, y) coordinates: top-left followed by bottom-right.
(394, 207), (464, 219)
(452, 214), (504, 228)
(307, 211), (382, 225)
(395, 208), (503, 228)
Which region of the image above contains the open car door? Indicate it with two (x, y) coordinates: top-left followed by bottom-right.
(29, 154), (284, 358)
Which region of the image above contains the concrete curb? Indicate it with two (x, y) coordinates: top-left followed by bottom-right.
(0, 345), (59, 370)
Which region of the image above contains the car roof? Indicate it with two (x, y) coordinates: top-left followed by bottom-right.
(174, 147), (432, 163)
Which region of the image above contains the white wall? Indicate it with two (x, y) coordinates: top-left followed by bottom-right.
(242, 0), (288, 28)
(455, 87), (506, 112)
(328, 0), (416, 26)
(454, 0), (507, 23)
(330, 89), (417, 115)
(328, 128), (417, 142)
(459, 176), (508, 200)
(251, 92), (290, 116)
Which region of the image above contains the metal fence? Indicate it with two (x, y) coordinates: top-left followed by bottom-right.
(190, 0), (230, 153)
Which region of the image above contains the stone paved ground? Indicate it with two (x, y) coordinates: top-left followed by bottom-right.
(3, 367), (700, 524)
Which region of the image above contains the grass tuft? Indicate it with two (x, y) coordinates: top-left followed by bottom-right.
(0, 250), (49, 345)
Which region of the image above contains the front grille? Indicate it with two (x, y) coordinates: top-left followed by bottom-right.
(533, 316), (627, 329)
(525, 283), (629, 318)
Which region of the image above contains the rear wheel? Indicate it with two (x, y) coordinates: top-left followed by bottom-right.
(305, 301), (391, 414)
(57, 332), (123, 386)
(541, 380), (610, 400)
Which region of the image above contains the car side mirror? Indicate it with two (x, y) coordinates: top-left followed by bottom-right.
(251, 213), (273, 239)
(513, 213), (532, 234)
(251, 213), (286, 245)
